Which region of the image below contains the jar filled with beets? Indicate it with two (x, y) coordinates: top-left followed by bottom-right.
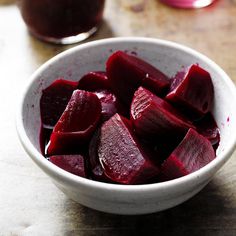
(17, 0), (105, 44)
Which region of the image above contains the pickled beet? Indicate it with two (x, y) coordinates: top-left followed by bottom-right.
(40, 79), (78, 128)
(160, 128), (215, 181)
(78, 71), (110, 91)
(50, 155), (86, 177)
(166, 64), (214, 119)
(194, 112), (220, 148)
(47, 90), (101, 155)
(151, 136), (183, 164)
(106, 51), (170, 105)
(95, 90), (128, 121)
(131, 87), (194, 138)
(78, 71), (128, 120)
(98, 114), (160, 184)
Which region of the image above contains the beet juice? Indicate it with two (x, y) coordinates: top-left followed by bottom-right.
(18, 0), (105, 44)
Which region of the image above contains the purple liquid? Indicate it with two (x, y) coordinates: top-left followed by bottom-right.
(19, 0), (105, 40)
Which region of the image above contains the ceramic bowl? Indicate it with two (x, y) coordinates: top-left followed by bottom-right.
(16, 37), (236, 215)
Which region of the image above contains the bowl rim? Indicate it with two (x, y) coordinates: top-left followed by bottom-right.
(16, 37), (236, 193)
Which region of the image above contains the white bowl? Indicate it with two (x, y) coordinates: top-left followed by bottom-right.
(16, 37), (236, 215)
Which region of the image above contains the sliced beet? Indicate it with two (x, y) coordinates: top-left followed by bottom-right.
(130, 87), (195, 138)
(40, 78), (78, 129)
(50, 155), (87, 177)
(78, 71), (128, 120)
(106, 51), (170, 105)
(151, 136), (183, 164)
(98, 113), (160, 184)
(194, 112), (220, 147)
(160, 128), (215, 181)
(94, 90), (128, 121)
(166, 64), (214, 119)
(77, 71), (110, 91)
(47, 89), (101, 156)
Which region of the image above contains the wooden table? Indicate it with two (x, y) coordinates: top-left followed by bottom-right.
(0, 0), (235, 235)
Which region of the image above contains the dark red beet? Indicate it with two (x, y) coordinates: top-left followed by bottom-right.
(50, 155), (86, 177)
(160, 128), (215, 181)
(106, 51), (170, 105)
(40, 78), (78, 129)
(78, 71), (110, 91)
(95, 90), (128, 121)
(151, 136), (183, 164)
(166, 64), (214, 119)
(78, 71), (128, 120)
(130, 87), (195, 138)
(47, 90), (101, 155)
(98, 113), (160, 184)
(194, 112), (220, 147)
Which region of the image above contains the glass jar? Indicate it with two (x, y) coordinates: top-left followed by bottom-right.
(18, 0), (105, 44)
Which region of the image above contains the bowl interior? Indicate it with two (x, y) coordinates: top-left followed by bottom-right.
(21, 38), (236, 177)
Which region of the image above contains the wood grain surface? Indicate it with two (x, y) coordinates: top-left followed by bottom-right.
(0, 0), (235, 235)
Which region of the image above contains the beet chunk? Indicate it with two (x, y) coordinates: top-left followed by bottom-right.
(77, 71), (110, 91)
(160, 128), (215, 181)
(47, 90), (101, 155)
(194, 112), (220, 147)
(95, 90), (128, 121)
(151, 136), (183, 164)
(50, 155), (87, 177)
(106, 51), (170, 105)
(166, 64), (214, 119)
(98, 113), (160, 184)
(131, 87), (194, 138)
(78, 71), (128, 120)
(40, 78), (78, 128)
